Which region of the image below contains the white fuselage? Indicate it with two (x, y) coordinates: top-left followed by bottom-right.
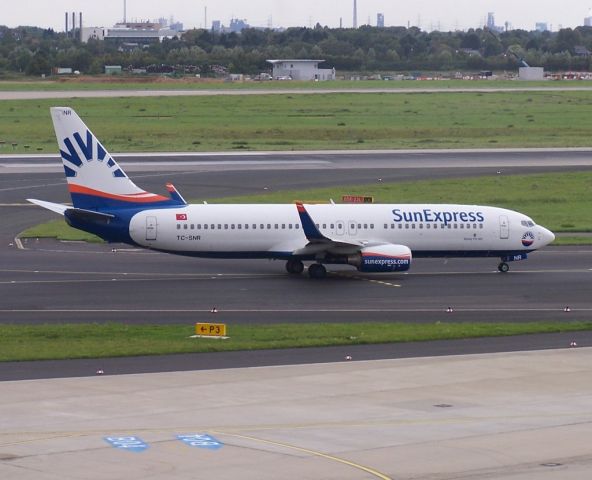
(128, 203), (554, 258)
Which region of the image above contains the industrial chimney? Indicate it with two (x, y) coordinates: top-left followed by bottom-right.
(353, 0), (358, 28)
(65, 12), (69, 36)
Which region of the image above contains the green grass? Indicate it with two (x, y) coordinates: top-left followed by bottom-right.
(1, 321), (590, 362)
(2, 90), (592, 153)
(20, 172), (592, 241)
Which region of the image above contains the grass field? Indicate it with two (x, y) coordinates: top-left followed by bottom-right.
(1, 321), (590, 362)
(1, 90), (592, 153)
(21, 172), (592, 243)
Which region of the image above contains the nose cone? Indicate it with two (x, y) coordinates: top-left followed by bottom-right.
(540, 227), (555, 246)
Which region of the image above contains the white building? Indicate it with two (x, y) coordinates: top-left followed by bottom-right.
(81, 27), (105, 43)
(519, 67), (544, 81)
(104, 22), (177, 45)
(266, 59), (335, 81)
(585, 9), (592, 26)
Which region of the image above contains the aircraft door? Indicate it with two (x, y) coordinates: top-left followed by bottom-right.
(348, 220), (358, 237)
(499, 215), (509, 239)
(336, 220), (345, 236)
(146, 216), (157, 241)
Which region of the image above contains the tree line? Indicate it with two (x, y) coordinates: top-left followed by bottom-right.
(1, 24), (591, 76)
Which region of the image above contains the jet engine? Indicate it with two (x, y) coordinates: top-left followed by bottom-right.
(350, 244), (412, 272)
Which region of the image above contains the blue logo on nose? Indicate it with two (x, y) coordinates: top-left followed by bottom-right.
(521, 231), (535, 247)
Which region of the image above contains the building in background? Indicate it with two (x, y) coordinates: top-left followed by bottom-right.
(266, 59), (335, 81)
(535, 22), (548, 32)
(81, 27), (105, 43)
(104, 22), (178, 47)
(585, 9), (592, 26)
(377, 13), (385, 28)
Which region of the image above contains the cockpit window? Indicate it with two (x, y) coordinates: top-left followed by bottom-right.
(521, 220), (535, 227)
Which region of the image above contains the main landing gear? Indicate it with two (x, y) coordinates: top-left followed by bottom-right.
(285, 259), (304, 275)
(498, 262), (510, 273)
(285, 259), (327, 278)
(307, 263), (327, 279)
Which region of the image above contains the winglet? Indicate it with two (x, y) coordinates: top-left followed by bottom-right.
(166, 183), (188, 205)
(296, 202), (327, 242)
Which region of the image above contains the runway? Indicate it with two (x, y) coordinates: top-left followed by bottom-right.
(1, 149), (591, 379)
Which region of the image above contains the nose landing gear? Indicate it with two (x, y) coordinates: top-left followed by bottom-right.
(498, 262), (510, 273)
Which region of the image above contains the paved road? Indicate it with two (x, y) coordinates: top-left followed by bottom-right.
(2, 86), (592, 100)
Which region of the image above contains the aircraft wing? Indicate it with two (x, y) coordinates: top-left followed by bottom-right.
(293, 202), (370, 256)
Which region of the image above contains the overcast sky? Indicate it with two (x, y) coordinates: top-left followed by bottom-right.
(8, 1), (592, 32)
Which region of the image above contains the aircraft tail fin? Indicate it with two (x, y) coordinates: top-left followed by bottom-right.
(50, 107), (185, 210)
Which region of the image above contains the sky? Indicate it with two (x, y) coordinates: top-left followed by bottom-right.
(7, 1), (592, 32)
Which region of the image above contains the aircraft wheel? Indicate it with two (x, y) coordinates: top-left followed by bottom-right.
(498, 262), (510, 273)
(308, 263), (327, 279)
(286, 259), (304, 274)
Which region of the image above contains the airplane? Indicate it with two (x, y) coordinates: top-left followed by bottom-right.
(28, 107), (555, 278)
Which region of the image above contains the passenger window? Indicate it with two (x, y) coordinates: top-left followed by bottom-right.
(398, 224), (402, 229)
(412, 224), (416, 229)
(460, 224), (464, 229)
(357, 223), (362, 229)
(204, 224), (208, 230)
(289, 224), (293, 229)
(218, 224), (222, 229)
(190, 224), (194, 229)
(426, 224), (430, 229)
(405, 224), (409, 229)
(231, 224), (235, 229)
(419, 224), (423, 229)
(295, 224), (299, 229)
(253, 224), (257, 229)
(274, 224), (279, 229)
(210, 224), (215, 229)
(267, 224), (271, 229)
(322, 224), (326, 229)
(245, 224), (249, 230)
(224, 224), (228, 230)
(183, 224), (188, 230)
(330, 224), (334, 229)
(282, 224), (286, 229)
(176, 224), (181, 230)
(370, 224), (374, 229)
(197, 224), (201, 230)
(479, 224), (483, 229)
(238, 224), (242, 229)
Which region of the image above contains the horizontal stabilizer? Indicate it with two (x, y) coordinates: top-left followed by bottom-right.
(27, 199), (69, 215)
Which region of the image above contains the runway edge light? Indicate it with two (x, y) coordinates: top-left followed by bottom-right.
(192, 322), (228, 339)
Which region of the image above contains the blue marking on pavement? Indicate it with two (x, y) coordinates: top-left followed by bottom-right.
(104, 436), (149, 452)
(177, 434), (224, 450)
